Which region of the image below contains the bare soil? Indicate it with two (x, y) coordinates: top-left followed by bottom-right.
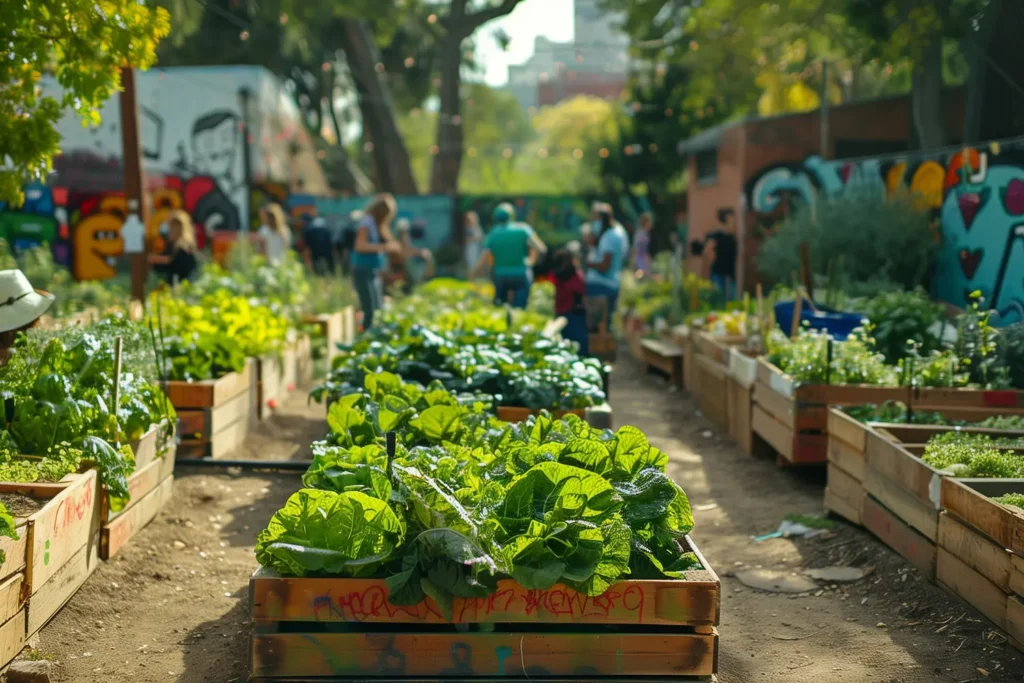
(32, 360), (1024, 683)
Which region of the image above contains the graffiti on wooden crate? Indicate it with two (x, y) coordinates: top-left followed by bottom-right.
(744, 143), (1024, 324)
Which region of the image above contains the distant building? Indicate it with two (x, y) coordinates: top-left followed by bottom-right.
(506, 0), (630, 110)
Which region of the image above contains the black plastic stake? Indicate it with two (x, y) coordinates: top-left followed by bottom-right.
(825, 337), (833, 386)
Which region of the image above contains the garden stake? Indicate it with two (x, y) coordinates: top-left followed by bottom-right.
(825, 337), (833, 386)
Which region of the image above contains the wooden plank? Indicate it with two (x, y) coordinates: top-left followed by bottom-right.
(102, 456), (165, 524)
(937, 512), (1012, 592)
(862, 495), (936, 579)
(828, 434), (866, 482)
(829, 409), (869, 453)
(251, 575), (719, 627)
(791, 433), (829, 465)
(940, 478), (1024, 556)
(864, 430), (938, 509)
(696, 356), (729, 428)
(0, 610), (25, 670)
(727, 378), (752, 455)
(640, 339), (683, 358)
(912, 387), (1024, 411)
(24, 471), (99, 593)
(128, 424), (160, 472)
(825, 488), (862, 527)
(864, 466), (938, 542)
(0, 573), (25, 626)
(826, 463), (863, 525)
(26, 535), (99, 636)
(0, 525), (27, 584)
(1009, 595), (1024, 646)
(177, 389), (252, 440)
(752, 405), (794, 462)
(163, 360), (253, 409)
(753, 382), (795, 430)
(937, 547), (1007, 629)
(1012, 554), (1024, 598)
(250, 631), (718, 679)
(801, 384), (907, 408)
(101, 476), (173, 560)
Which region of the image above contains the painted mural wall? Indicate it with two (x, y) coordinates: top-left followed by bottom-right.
(0, 66), (325, 281)
(744, 141), (1024, 325)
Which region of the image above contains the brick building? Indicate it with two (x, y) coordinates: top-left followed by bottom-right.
(679, 90), (967, 291)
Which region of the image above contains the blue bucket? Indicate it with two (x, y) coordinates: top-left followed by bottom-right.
(774, 299), (865, 341)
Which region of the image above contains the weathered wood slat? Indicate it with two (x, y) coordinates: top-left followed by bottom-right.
(163, 360), (253, 409)
(27, 534), (99, 636)
(826, 463), (863, 525)
(101, 476), (173, 560)
(696, 356), (729, 429)
(937, 512), (1012, 592)
(937, 547), (1007, 630)
(1012, 554), (1024, 598)
(829, 409), (869, 454)
(828, 433), (866, 483)
(862, 495), (936, 579)
(752, 405), (793, 462)
(0, 609), (25, 670)
(940, 479), (1024, 556)
(864, 466), (938, 542)
(250, 631), (719, 679)
(727, 378), (752, 455)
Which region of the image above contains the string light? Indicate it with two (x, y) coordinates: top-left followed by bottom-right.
(429, 145), (440, 155)
(363, 142), (375, 152)
(321, 62), (331, 72)
(427, 13), (438, 23)
(375, 63), (385, 73)
(502, 148), (513, 159)
(239, 30), (249, 41)
(467, 147), (478, 158)
(538, 148), (549, 158)
(316, 150), (326, 159)
(279, 13), (288, 24)
(599, 148), (610, 159)
(573, 149), (584, 159)
(689, 40), (699, 51)
(404, 57), (416, 68)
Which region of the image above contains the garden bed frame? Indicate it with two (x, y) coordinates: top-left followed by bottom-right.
(248, 535), (720, 681)
(752, 359), (905, 466)
(170, 360), (255, 460)
(691, 332), (746, 431)
(727, 349), (757, 455)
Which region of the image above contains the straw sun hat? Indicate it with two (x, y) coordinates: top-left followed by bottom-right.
(0, 270), (55, 334)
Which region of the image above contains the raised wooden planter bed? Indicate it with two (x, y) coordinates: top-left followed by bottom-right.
(727, 349), (757, 455)
(641, 339), (683, 387)
(302, 312), (345, 365)
(248, 535), (720, 680)
(691, 332), (745, 430)
(669, 325), (694, 392)
(256, 350), (295, 421)
(623, 312), (648, 363)
(910, 387), (1024, 423)
(752, 359), (905, 466)
(101, 474), (173, 561)
(0, 513), (29, 669)
(290, 334), (314, 387)
(862, 424), (1024, 581)
(824, 409), (872, 525)
(170, 360), (255, 460)
(0, 472), (101, 638)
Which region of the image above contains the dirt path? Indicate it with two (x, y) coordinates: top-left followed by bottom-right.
(34, 361), (1024, 682)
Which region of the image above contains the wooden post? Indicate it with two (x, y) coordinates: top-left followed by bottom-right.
(119, 67), (148, 303)
(790, 296), (803, 339)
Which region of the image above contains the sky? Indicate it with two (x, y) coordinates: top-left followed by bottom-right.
(475, 0), (576, 87)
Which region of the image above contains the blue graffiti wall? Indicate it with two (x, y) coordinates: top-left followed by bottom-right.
(744, 143), (1024, 325)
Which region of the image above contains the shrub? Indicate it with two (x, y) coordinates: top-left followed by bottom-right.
(757, 192), (937, 296)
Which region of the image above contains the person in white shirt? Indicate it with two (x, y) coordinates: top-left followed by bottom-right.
(257, 203), (292, 265)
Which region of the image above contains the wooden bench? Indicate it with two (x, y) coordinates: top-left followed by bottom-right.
(641, 338), (684, 386)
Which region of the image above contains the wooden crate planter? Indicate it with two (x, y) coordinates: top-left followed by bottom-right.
(727, 349), (756, 455)
(641, 339), (684, 387)
(0, 472), (101, 637)
(623, 312), (648, 363)
(171, 360), (255, 460)
(340, 305), (357, 346)
(248, 535), (720, 681)
(690, 332), (742, 430)
(910, 387), (1024, 423)
(0, 518), (29, 670)
(824, 409), (872, 525)
(752, 359), (905, 466)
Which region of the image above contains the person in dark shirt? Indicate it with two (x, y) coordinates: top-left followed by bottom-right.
(552, 248), (588, 356)
(704, 208), (738, 303)
(302, 216), (335, 275)
(148, 210), (198, 286)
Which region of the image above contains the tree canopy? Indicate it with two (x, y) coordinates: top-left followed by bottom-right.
(0, 0), (169, 204)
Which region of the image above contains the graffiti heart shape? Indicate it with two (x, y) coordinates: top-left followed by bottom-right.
(959, 248), (983, 280)
(1001, 178), (1024, 216)
(957, 187), (990, 230)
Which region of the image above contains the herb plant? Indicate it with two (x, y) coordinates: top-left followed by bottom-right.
(921, 432), (1024, 478)
(994, 493), (1024, 511)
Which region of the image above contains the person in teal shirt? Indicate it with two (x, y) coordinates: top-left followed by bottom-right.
(473, 203), (547, 308)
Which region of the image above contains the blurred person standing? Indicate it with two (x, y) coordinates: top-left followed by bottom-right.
(585, 207), (629, 316)
(257, 203), (292, 266)
(463, 211), (483, 279)
(149, 210), (199, 286)
(352, 194), (399, 330)
(301, 215), (335, 275)
(473, 203), (547, 309)
(552, 248), (588, 356)
(633, 212), (654, 279)
(704, 208), (738, 303)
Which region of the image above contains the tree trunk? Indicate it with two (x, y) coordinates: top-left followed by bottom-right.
(963, 0), (1001, 143)
(430, 40), (464, 195)
(910, 31), (947, 149)
(339, 18), (418, 195)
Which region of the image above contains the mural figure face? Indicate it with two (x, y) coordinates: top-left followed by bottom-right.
(191, 111), (239, 180)
(73, 197), (126, 280)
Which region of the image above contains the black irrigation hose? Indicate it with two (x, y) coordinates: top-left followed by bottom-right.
(174, 458), (311, 472)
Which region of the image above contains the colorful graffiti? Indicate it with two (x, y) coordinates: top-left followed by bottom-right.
(0, 183), (65, 261)
(744, 143), (1024, 324)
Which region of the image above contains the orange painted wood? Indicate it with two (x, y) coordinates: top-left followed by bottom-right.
(177, 389), (252, 440)
(862, 494), (937, 580)
(941, 479), (1024, 556)
(495, 407), (586, 423)
(250, 630), (718, 679)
